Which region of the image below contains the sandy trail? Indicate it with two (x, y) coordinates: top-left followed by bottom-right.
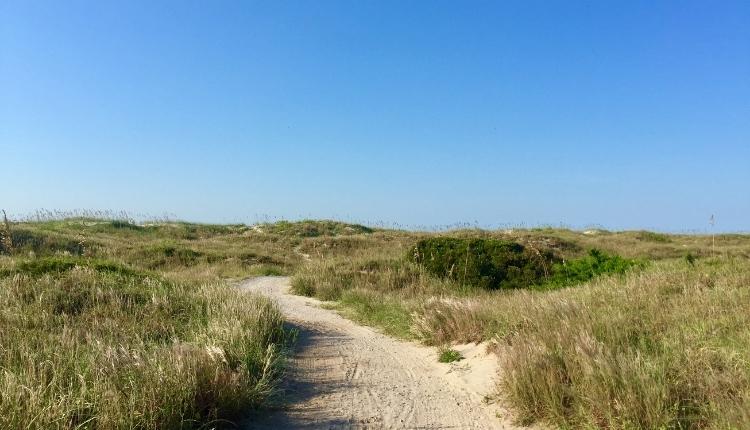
(240, 276), (523, 430)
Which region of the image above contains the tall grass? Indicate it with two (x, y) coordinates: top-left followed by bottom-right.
(0, 257), (289, 429)
(5, 218), (750, 429)
(0, 217), (304, 429)
(289, 226), (750, 429)
(499, 260), (750, 429)
(6, 218), (301, 280)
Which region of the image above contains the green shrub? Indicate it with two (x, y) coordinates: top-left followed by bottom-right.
(253, 265), (285, 276)
(543, 249), (644, 289)
(238, 252), (279, 266)
(408, 237), (552, 290)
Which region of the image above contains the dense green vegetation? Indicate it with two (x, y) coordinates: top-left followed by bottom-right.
(408, 237), (552, 290)
(407, 237), (644, 291)
(541, 248), (644, 289)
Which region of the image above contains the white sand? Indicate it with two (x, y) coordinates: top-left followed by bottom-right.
(240, 276), (530, 429)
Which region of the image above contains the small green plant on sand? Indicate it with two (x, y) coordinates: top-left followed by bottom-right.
(438, 346), (463, 363)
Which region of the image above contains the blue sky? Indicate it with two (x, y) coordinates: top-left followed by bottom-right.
(1, 1), (748, 231)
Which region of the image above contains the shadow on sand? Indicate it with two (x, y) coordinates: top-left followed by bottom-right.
(241, 321), (355, 429)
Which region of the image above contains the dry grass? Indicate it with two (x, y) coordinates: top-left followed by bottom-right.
(7, 219), (302, 281)
(498, 259), (750, 429)
(0, 259), (289, 428)
(289, 226), (750, 429)
(4, 218), (750, 429)
(0, 218), (303, 429)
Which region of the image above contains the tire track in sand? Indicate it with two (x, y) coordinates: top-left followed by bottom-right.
(240, 276), (527, 430)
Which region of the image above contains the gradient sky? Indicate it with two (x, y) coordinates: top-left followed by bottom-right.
(1, 1), (748, 231)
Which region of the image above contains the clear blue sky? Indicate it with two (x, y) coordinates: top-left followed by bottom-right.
(2, 1), (748, 231)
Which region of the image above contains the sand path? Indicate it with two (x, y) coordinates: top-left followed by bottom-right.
(240, 276), (524, 430)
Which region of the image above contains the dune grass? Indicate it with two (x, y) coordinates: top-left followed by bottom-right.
(6, 218), (301, 281)
(0, 218), (308, 429)
(289, 227), (750, 429)
(4, 217), (750, 429)
(0, 257), (290, 429)
(498, 258), (750, 429)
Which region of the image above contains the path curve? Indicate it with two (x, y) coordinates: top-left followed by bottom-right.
(240, 276), (524, 429)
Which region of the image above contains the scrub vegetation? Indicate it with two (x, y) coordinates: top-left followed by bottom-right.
(289, 224), (750, 429)
(0, 217), (304, 429)
(2, 215), (750, 429)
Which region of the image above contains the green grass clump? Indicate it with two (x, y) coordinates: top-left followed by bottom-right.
(685, 252), (697, 266)
(408, 237), (552, 290)
(290, 276), (319, 297)
(437, 347), (464, 363)
(336, 289), (414, 339)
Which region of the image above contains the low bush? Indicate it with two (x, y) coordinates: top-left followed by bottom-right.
(408, 237), (553, 290)
(238, 251), (282, 266)
(542, 248), (645, 289)
(685, 252), (697, 266)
